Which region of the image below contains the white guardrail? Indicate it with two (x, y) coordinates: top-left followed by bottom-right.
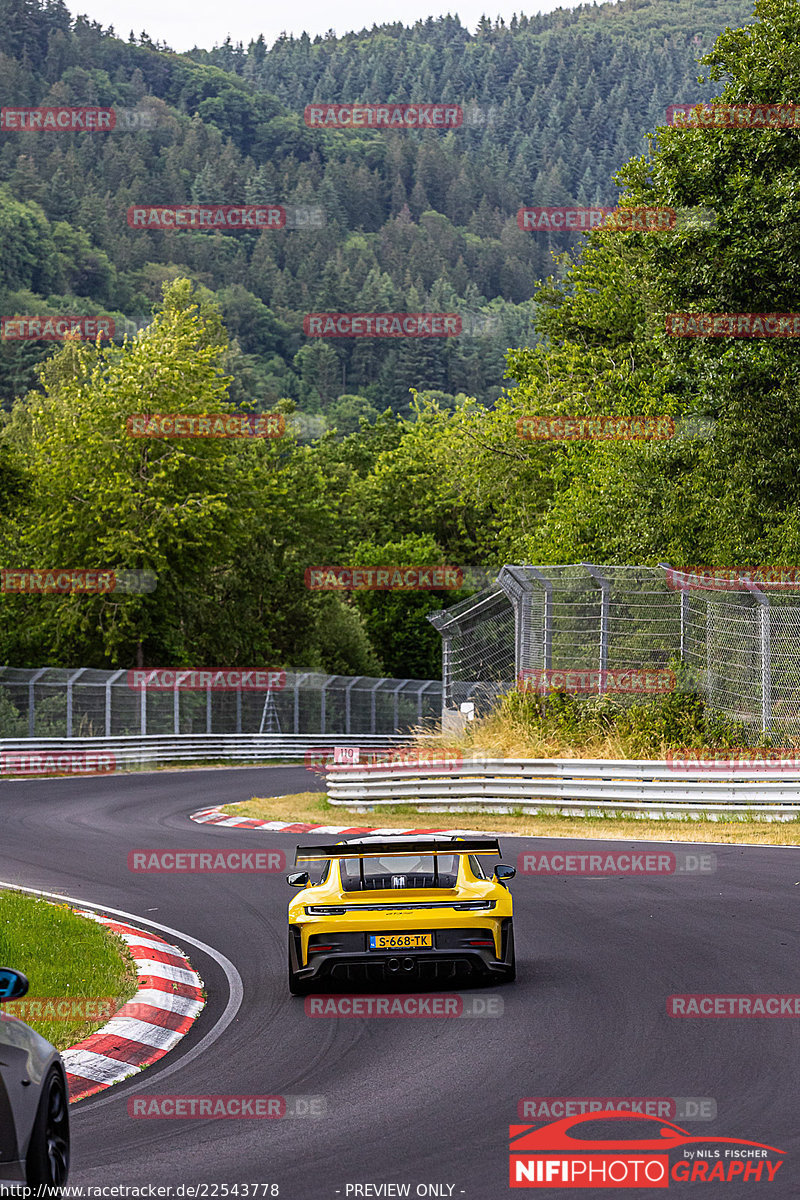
(324, 758), (800, 820)
(0, 733), (413, 773)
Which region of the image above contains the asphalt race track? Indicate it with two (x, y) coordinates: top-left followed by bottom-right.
(1, 766), (798, 1198)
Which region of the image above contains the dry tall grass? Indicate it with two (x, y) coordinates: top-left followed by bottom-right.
(413, 710), (648, 760)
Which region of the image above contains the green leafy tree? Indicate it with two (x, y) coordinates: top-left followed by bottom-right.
(497, 0), (800, 567)
(2, 279), (246, 665)
(341, 534), (451, 679)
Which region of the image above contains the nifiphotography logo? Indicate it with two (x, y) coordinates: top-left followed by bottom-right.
(509, 1112), (784, 1187)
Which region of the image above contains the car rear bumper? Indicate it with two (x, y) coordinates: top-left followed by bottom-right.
(290, 921), (513, 984)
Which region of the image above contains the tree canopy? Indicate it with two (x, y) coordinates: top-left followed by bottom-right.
(3, 0), (797, 676)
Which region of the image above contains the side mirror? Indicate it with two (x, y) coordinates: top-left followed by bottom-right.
(494, 864), (516, 884)
(0, 968), (29, 1001)
(286, 871), (310, 888)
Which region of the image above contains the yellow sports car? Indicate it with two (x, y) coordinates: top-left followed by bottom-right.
(286, 834), (516, 994)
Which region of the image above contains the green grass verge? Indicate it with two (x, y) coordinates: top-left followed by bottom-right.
(0, 891), (138, 1050)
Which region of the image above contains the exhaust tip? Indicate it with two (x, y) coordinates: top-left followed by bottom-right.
(402, 957), (416, 972)
(386, 957), (400, 972)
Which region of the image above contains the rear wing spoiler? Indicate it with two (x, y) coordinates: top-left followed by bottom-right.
(294, 837), (501, 865)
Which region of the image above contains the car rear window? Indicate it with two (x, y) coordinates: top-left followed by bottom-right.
(339, 853), (460, 890)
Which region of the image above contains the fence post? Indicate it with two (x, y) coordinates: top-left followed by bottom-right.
(760, 601), (772, 734)
(680, 591), (688, 659)
(369, 677), (385, 733)
(658, 561), (687, 662)
(344, 677), (359, 734)
(140, 681), (147, 736)
(65, 668), (88, 739)
(418, 679), (435, 726)
(517, 589), (530, 680)
(294, 673), (310, 734)
(742, 581), (771, 735)
(392, 680), (405, 731)
(28, 668), (47, 738)
(705, 598), (714, 708)
(105, 669), (124, 737)
(442, 634), (453, 714)
(497, 565), (543, 686)
(584, 564), (609, 693)
(525, 566), (552, 671)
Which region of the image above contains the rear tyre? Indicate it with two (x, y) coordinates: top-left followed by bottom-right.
(26, 1065), (70, 1188)
(288, 935), (311, 996)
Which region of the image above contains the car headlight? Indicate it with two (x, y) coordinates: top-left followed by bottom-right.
(452, 900), (496, 910)
(305, 905), (347, 915)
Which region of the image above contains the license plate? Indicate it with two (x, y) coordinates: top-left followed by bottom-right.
(368, 933), (432, 950)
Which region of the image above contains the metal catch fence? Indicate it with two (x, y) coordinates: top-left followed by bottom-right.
(0, 669), (442, 739)
(428, 564), (800, 738)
